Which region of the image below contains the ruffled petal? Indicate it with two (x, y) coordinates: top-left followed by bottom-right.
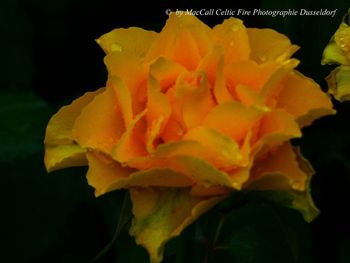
(44, 144), (87, 173)
(146, 75), (171, 151)
(277, 71), (335, 126)
(212, 17), (250, 63)
(86, 151), (192, 196)
(129, 188), (225, 263)
(149, 57), (186, 92)
(86, 151), (133, 196)
(322, 21), (350, 66)
(255, 109), (301, 150)
(183, 126), (242, 169)
(108, 76), (133, 128)
(96, 27), (157, 58)
(247, 28), (299, 63)
(326, 65), (350, 102)
(72, 87), (124, 153)
(44, 89), (102, 172)
(145, 13), (212, 66)
(248, 143), (307, 191)
(179, 74), (215, 130)
(126, 141), (241, 189)
(112, 110), (148, 162)
(104, 52), (147, 114)
(246, 145), (319, 222)
(203, 101), (265, 143)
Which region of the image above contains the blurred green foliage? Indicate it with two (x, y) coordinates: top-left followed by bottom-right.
(1, 0), (350, 262)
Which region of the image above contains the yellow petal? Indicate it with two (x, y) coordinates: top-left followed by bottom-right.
(248, 143), (307, 191)
(203, 101), (265, 143)
(96, 27), (157, 58)
(44, 89), (102, 172)
(246, 146), (319, 222)
(183, 126), (242, 169)
(171, 27), (201, 70)
(277, 71), (335, 126)
(149, 57), (186, 92)
(212, 17), (250, 63)
(44, 144), (87, 173)
(72, 87), (124, 153)
(86, 151), (192, 196)
(225, 60), (279, 95)
(104, 52), (147, 114)
(112, 110), (148, 162)
(146, 75), (171, 152)
(129, 188), (225, 263)
(247, 28), (299, 63)
(256, 109), (301, 148)
(86, 151), (132, 196)
(322, 21), (350, 66)
(126, 141), (240, 189)
(108, 76), (133, 128)
(178, 74), (215, 130)
(214, 54), (234, 104)
(334, 20), (350, 58)
(197, 47), (223, 85)
(322, 42), (350, 66)
(145, 13), (212, 65)
(326, 65), (350, 102)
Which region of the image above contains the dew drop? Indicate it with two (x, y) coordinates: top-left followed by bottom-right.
(231, 24), (240, 32)
(111, 44), (122, 52)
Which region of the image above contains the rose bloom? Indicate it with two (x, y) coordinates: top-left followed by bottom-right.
(45, 14), (334, 263)
(322, 9), (350, 101)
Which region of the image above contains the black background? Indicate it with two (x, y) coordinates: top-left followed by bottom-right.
(1, 0), (350, 262)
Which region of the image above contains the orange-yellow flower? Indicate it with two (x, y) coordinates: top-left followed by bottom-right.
(44, 13), (334, 263)
(322, 9), (350, 101)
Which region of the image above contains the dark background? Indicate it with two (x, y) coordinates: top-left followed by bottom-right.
(1, 0), (350, 262)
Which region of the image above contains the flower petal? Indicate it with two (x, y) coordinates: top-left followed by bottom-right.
(108, 76), (133, 128)
(322, 21), (350, 66)
(126, 142), (240, 189)
(72, 87), (125, 153)
(183, 126), (242, 169)
(180, 74), (215, 130)
(214, 54), (234, 104)
(112, 110), (148, 162)
(86, 151), (132, 196)
(322, 42), (350, 66)
(247, 28), (299, 63)
(96, 27), (157, 58)
(326, 65), (350, 102)
(248, 143), (307, 191)
(145, 13), (212, 66)
(212, 17), (250, 63)
(149, 57), (186, 92)
(86, 151), (192, 196)
(129, 187), (225, 263)
(146, 75), (171, 146)
(277, 71), (335, 126)
(44, 144), (87, 173)
(44, 89), (102, 172)
(104, 52), (147, 114)
(225, 60), (280, 97)
(256, 109), (301, 149)
(246, 146), (319, 222)
(203, 101), (265, 143)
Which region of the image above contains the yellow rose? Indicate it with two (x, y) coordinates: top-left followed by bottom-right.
(322, 9), (350, 101)
(44, 13), (334, 263)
